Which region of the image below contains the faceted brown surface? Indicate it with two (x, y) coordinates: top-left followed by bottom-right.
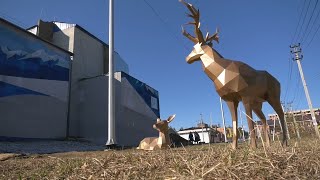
(137, 115), (175, 150)
(181, 0), (288, 149)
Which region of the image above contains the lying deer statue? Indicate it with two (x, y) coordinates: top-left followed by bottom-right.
(137, 114), (176, 150)
(180, 0), (287, 149)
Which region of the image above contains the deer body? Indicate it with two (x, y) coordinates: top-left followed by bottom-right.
(181, 0), (288, 149)
(137, 115), (175, 150)
(198, 45), (279, 102)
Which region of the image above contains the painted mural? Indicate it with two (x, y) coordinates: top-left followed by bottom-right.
(0, 20), (71, 139)
(0, 22), (70, 99)
(122, 72), (160, 117)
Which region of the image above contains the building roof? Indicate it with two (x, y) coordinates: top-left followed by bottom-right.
(0, 18), (73, 56)
(25, 21), (130, 58)
(178, 127), (213, 134)
(27, 21), (110, 49)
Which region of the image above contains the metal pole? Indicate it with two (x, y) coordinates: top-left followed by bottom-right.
(281, 103), (290, 140)
(200, 113), (204, 143)
(296, 59), (320, 137)
(220, 97), (227, 143)
(291, 44), (320, 138)
(272, 118), (276, 141)
(210, 112), (213, 128)
(239, 106), (245, 141)
(106, 0), (116, 146)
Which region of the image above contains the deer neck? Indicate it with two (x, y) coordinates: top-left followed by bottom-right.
(158, 131), (170, 146)
(200, 48), (226, 79)
(200, 48), (224, 67)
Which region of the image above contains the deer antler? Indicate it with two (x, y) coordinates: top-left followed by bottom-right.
(205, 27), (219, 44)
(180, 0), (205, 44)
(180, 0), (219, 46)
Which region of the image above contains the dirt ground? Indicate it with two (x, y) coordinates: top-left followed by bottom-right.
(1, 137), (320, 179)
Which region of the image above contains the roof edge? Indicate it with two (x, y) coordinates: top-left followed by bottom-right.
(0, 18), (73, 56)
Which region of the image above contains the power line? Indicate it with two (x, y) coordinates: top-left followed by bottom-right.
(292, 0), (307, 44)
(302, 0), (320, 45)
(141, 0), (190, 52)
(283, 53), (293, 102)
(306, 16), (320, 47)
(0, 11), (28, 28)
(299, 0), (319, 43)
(295, 0), (312, 44)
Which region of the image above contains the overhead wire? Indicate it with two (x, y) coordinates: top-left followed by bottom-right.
(306, 16), (320, 46)
(287, 0), (306, 104)
(295, 0), (312, 44)
(299, 0), (319, 44)
(283, 53), (293, 103)
(291, 0), (307, 44)
(0, 11), (28, 28)
(141, 0), (190, 52)
(302, 0), (320, 45)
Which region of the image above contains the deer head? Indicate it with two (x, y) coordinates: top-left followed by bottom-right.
(180, 0), (219, 64)
(153, 114), (176, 132)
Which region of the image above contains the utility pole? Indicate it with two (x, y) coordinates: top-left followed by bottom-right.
(106, 0), (117, 147)
(288, 102), (301, 139)
(281, 102), (291, 140)
(219, 97), (228, 143)
(290, 43), (320, 138)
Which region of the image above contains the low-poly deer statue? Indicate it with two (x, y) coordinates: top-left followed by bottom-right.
(180, 0), (287, 149)
(137, 114), (176, 150)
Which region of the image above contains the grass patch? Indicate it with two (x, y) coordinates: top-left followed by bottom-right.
(1, 137), (320, 179)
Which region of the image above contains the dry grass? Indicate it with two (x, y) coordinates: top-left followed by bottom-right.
(1, 136), (320, 179)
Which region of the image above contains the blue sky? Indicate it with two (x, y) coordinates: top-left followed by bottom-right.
(1, 0), (319, 130)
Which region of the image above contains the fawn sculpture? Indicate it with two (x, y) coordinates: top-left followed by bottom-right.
(180, 0), (287, 149)
(137, 114), (176, 150)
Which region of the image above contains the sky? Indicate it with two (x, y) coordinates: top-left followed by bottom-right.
(1, 0), (319, 130)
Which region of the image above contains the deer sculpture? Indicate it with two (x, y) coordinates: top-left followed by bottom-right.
(180, 0), (287, 149)
(137, 114), (176, 150)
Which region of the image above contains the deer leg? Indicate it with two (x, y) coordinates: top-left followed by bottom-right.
(268, 98), (288, 146)
(242, 100), (257, 149)
(226, 101), (239, 150)
(252, 103), (270, 147)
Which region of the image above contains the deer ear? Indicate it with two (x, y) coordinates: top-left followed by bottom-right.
(167, 114), (176, 123)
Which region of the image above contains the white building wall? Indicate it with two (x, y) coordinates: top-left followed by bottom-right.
(0, 20), (71, 139)
(52, 27), (75, 53)
(77, 72), (158, 146)
(51, 26), (106, 137)
(178, 128), (213, 144)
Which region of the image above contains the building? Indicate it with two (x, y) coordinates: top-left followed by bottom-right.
(178, 127), (215, 144)
(253, 108), (320, 138)
(0, 18), (72, 139)
(268, 108), (320, 123)
(0, 18), (160, 146)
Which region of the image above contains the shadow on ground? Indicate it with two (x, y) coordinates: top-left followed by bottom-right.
(0, 140), (106, 154)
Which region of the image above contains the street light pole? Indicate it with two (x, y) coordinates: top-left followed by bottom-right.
(106, 0), (117, 147)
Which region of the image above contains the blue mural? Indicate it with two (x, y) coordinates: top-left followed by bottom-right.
(122, 72), (160, 117)
(0, 24), (70, 81)
(0, 46), (69, 81)
(0, 81), (46, 97)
